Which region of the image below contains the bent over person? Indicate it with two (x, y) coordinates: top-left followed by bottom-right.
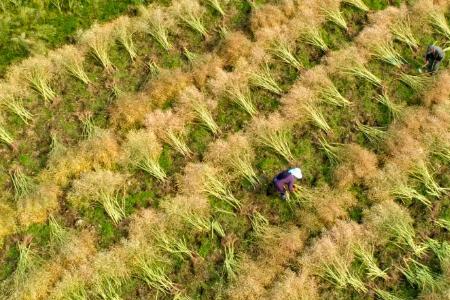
(273, 167), (302, 200)
(425, 45), (445, 74)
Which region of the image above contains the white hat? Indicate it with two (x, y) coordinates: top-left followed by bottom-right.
(288, 168), (303, 179)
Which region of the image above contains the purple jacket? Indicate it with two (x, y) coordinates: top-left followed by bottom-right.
(273, 171), (295, 193)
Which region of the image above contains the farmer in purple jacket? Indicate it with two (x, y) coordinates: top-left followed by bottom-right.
(273, 167), (303, 200)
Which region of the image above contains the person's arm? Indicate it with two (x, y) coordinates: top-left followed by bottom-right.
(288, 176), (295, 192)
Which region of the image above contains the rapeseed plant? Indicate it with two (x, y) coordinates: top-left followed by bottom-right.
(193, 101), (220, 134)
(230, 155), (259, 187)
(176, 0), (208, 37)
(375, 289), (405, 300)
(115, 16), (137, 61)
(55, 45), (91, 84)
(410, 163), (448, 198)
(227, 86), (257, 116)
(373, 42), (405, 67)
(435, 218), (450, 231)
(26, 62), (57, 102)
(250, 64), (283, 95)
(145, 110), (191, 157)
(429, 11), (450, 39)
(251, 211), (269, 237)
(166, 130), (191, 157)
(10, 168), (34, 200)
(343, 0), (369, 11)
(353, 244), (388, 279)
(391, 183), (431, 208)
(203, 172), (241, 209)
(0, 124), (13, 146)
(68, 170), (127, 224)
(271, 41), (302, 71)
(258, 128), (294, 162)
(399, 73), (431, 91)
(15, 242), (35, 286)
(81, 24), (115, 71)
(319, 136), (341, 163)
(205, 0), (225, 16)
(345, 64), (382, 86)
(357, 122), (387, 143)
(303, 104), (332, 133)
(399, 258), (437, 291)
(124, 130), (166, 181)
(376, 92), (402, 119)
(387, 222), (427, 256)
(139, 6), (172, 51)
(319, 83), (351, 107)
(206, 134), (259, 186)
(320, 258), (367, 293)
(158, 234), (194, 259)
(301, 27), (328, 51)
(426, 238), (450, 264)
(180, 86), (220, 134)
(138, 259), (175, 294)
(322, 8), (347, 30)
(95, 278), (122, 300)
(224, 244), (238, 279)
(0, 88), (32, 123)
(49, 215), (68, 246)
(391, 18), (418, 49)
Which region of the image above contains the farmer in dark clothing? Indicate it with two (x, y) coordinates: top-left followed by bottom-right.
(425, 45), (445, 74)
(273, 167), (302, 200)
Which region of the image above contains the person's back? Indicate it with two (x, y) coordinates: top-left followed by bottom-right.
(425, 45), (445, 73)
(272, 168), (302, 200)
